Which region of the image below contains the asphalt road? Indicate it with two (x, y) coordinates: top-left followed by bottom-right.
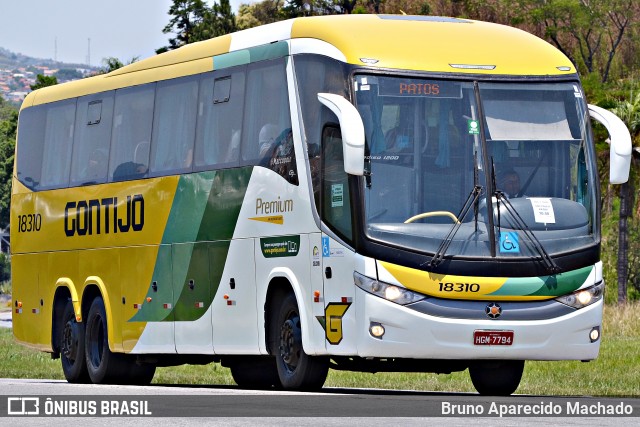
(1, 308), (638, 425)
(0, 378), (638, 426)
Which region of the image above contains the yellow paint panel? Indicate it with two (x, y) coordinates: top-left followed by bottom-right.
(108, 35), (231, 77)
(29, 58), (214, 107)
(11, 176), (29, 195)
(380, 261), (508, 300)
(292, 15), (573, 75)
(12, 253), (48, 350)
(11, 176), (178, 254)
(22, 36), (232, 108)
(119, 245), (160, 352)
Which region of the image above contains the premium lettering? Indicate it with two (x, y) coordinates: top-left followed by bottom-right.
(255, 197), (293, 215)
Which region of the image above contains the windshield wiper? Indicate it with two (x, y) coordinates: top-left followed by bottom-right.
(428, 184), (483, 269)
(428, 152), (483, 268)
(491, 163), (561, 274)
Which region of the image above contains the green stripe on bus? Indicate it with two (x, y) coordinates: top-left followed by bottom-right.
(487, 265), (593, 298)
(213, 41), (289, 69)
(129, 168), (253, 323)
(130, 244), (174, 322)
(161, 172), (216, 244)
(196, 167), (253, 241)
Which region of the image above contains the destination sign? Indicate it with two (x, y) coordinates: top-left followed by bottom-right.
(378, 78), (462, 98)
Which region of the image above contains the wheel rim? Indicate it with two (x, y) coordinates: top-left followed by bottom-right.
(279, 312), (302, 373)
(87, 313), (105, 369)
(62, 320), (79, 362)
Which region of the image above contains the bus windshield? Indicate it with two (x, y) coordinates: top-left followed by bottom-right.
(354, 75), (597, 260)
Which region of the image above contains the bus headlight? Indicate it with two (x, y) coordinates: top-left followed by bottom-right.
(354, 272), (425, 305)
(555, 281), (604, 309)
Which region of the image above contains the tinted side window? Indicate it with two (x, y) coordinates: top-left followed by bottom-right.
(149, 76), (199, 175)
(293, 55), (348, 202)
(241, 58), (293, 173)
(16, 105), (46, 190)
(322, 126), (352, 242)
(194, 68), (245, 170)
(40, 99), (77, 189)
(70, 92), (115, 186)
(109, 84), (155, 182)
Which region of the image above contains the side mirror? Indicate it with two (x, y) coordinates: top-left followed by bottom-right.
(588, 104), (632, 184)
(317, 93), (365, 175)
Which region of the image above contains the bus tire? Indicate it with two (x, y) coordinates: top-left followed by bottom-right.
(271, 292), (328, 390)
(228, 356), (280, 389)
(84, 296), (128, 384)
(59, 300), (90, 383)
(469, 360), (524, 396)
(124, 357), (156, 385)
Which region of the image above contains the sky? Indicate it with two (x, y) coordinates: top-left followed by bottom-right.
(0, 0), (244, 67)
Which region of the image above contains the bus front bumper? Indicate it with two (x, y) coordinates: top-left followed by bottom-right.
(355, 287), (602, 361)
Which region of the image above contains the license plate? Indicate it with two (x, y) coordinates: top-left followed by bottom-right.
(473, 330), (514, 346)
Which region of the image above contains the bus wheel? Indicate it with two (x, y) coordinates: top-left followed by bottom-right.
(123, 357), (156, 385)
(272, 292), (328, 390)
(84, 296), (127, 384)
(60, 300), (90, 383)
(228, 356), (280, 389)
(469, 360), (524, 396)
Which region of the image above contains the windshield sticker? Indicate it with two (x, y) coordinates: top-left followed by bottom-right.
(499, 231), (520, 254)
(468, 119), (479, 135)
(529, 198), (556, 224)
(331, 184), (344, 207)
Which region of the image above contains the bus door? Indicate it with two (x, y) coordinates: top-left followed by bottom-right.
(319, 126), (358, 353)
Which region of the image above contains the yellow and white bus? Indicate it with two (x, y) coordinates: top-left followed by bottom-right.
(12, 15), (631, 395)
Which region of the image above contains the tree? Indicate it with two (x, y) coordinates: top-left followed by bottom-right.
(504, 0), (636, 83)
(100, 56), (140, 74)
(157, 0), (210, 53)
(54, 69), (83, 81)
(0, 96), (17, 230)
(157, 0), (237, 53)
(212, 0), (237, 36)
(30, 74), (57, 91)
(237, 0), (285, 29)
(612, 92), (640, 302)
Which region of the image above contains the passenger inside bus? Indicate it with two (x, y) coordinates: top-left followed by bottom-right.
(258, 123), (279, 157)
(80, 148), (108, 183)
(112, 141), (149, 181)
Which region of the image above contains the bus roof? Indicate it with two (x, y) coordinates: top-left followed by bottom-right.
(23, 14), (575, 108)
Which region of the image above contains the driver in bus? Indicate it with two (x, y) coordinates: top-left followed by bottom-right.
(498, 169), (522, 198)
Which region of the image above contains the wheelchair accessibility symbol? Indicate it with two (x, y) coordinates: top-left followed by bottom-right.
(322, 236), (331, 257)
(500, 232), (520, 254)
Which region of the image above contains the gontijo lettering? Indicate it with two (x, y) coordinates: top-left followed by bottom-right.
(64, 195), (144, 236)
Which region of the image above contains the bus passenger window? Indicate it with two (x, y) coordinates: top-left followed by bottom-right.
(70, 93), (114, 186)
(16, 105), (46, 190)
(40, 99), (76, 189)
(109, 84), (154, 182)
(240, 58), (296, 183)
(195, 69), (245, 170)
(322, 126), (352, 241)
(150, 76), (198, 175)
